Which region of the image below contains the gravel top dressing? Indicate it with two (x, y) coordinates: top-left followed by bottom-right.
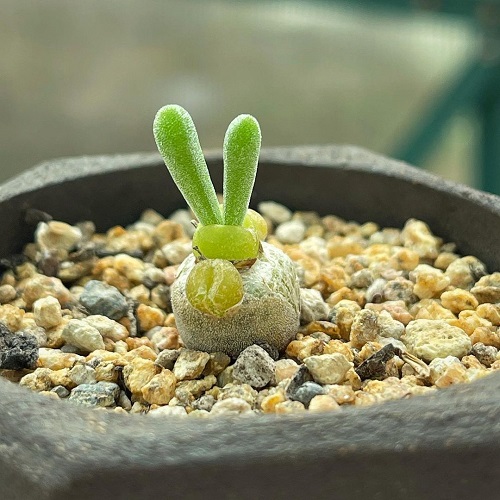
(1, 201), (499, 417)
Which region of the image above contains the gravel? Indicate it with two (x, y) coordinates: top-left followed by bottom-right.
(2, 204), (500, 418)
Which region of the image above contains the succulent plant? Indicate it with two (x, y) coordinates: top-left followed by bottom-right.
(154, 105), (300, 356)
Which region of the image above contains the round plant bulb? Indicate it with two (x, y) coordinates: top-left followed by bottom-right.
(172, 242), (300, 357)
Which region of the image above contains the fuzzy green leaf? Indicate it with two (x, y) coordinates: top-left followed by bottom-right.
(153, 105), (222, 226)
(222, 114), (261, 226)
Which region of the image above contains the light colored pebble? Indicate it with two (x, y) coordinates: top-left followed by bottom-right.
(445, 256), (486, 290)
(274, 359), (300, 384)
(401, 219), (440, 260)
(471, 273), (500, 304)
(258, 201), (292, 224)
(173, 349), (210, 380)
(410, 265), (450, 300)
(286, 336), (324, 361)
(0, 284), (16, 304)
(33, 296), (62, 329)
(402, 319), (472, 362)
(61, 319), (105, 353)
(275, 220), (306, 244)
(300, 288), (329, 324)
(37, 348), (84, 370)
(350, 309), (380, 348)
(19, 368), (53, 392)
(274, 400), (306, 414)
(149, 405), (188, 417)
(161, 241), (192, 265)
(440, 289), (478, 314)
(218, 383), (258, 407)
(82, 315), (129, 341)
(308, 394), (340, 412)
(429, 357), (468, 387)
(136, 304), (166, 333)
(69, 364), (97, 385)
(176, 375), (217, 400)
(36, 221), (82, 252)
(0, 304), (25, 331)
(303, 353), (352, 384)
(210, 397), (255, 416)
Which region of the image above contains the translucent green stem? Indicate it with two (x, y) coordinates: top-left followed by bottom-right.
(222, 114), (261, 226)
(153, 105), (222, 226)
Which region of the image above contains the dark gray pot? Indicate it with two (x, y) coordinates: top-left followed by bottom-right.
(1, 146), (499, 500)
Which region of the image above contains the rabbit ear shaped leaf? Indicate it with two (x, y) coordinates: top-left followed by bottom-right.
(153, 105), (222, 226)
(222, 114), (261, 226)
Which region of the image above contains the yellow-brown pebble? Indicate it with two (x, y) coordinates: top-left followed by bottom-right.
(37, 348), (84, 370)
(136, 304), (166, 333)
(260, 391), (287, 413)
(123, 357), (159, 396)
(0, 304), (25, 331)
(440, 289), (478, 314)
(141, 369), (176, 405)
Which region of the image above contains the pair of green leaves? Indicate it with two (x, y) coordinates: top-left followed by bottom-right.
(153, 105), (261, 227)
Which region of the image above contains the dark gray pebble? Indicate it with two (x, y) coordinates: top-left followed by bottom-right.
(355, 343), (398, 381)
(0, 323), (38, 370)
(286, 365), (313, 400)
(79, 280), (129, 320)
(290, 381), (325, 407)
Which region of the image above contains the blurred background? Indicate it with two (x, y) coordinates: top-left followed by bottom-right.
(1, 0), (499, 191)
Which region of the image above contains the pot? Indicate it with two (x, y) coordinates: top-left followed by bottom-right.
(1, 146), (499, 499)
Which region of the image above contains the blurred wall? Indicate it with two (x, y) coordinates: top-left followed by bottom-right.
(1, 0), (478, 184)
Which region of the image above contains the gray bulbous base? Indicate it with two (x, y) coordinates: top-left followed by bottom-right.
(172, 242), (300, 357)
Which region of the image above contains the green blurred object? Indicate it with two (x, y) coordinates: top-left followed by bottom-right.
(333, 0), (500, 193)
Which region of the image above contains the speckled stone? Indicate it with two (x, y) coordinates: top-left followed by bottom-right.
(471, 273), (500, 303)
(471, 343), (498, 367)
(68, 381), (120, 407)
(232, 345), (275, 389)
(68, 364), (97, 385)
(155, 349), (181, 370)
